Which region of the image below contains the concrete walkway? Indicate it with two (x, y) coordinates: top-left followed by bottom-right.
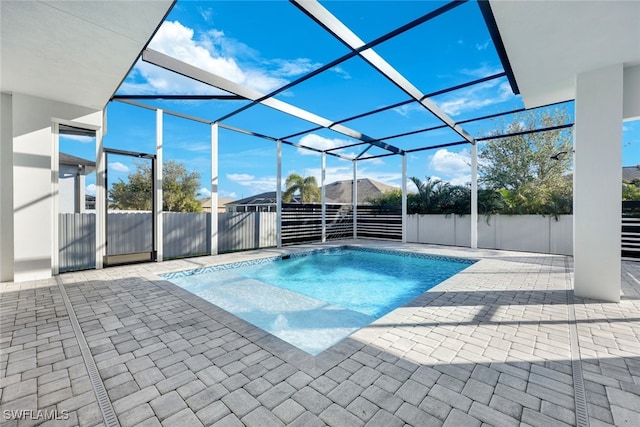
(1, 241), (639, 426)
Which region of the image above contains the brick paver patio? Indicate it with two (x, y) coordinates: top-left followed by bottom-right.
(1, 241), (639, 426)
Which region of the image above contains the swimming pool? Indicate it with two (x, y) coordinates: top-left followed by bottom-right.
(164, 247), (474, 355)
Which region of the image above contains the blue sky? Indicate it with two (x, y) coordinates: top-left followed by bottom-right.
(61, 0), (640, 201)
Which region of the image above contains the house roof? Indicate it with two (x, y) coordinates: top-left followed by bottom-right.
(227, 178), (398, 206)
(325, 179), (398, 205)
(487, 1), (640, 109)
(228, 192), (281, 206)
(200, 197), (235, 210)
(623, 166), (640, 183)
(0, 1), (175, 109)
(59, 152), (96, 168)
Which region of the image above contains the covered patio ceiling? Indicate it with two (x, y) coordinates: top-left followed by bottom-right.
(487, 0), (640, 110)
(0, 0), (175, 110)
(112, 0), (574, 161)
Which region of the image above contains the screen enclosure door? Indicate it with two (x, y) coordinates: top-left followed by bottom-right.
(104, 148), (156, 266)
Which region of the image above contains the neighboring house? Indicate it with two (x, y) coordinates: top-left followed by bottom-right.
(225, 193), (287, 213)
(225, 178), (398, 212)
(623, 166), (640, 183)
(59, 152), (96, 213)
(324, 178), (397, 205)
(200, 197), (235, 213)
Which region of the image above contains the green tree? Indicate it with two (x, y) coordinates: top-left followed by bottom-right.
(479, 109), (573, 215)
(365, 181), (505, 215)
(108, 160), (202, 212)
(366, 189), (402, 207)
(283, 173), (321, 203)
(622, 167), (640, 201)
(409, 176), (446, 213)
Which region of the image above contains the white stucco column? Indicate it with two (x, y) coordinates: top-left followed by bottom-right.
(401, 154), (407, 243)
(276, 140), (282, 248)
(1, 93), (14, 281)
(574, 64), (623, 302)
(211, 123), (219, 255)
(471, 143), (478, 249)
(155, 109), (163, 262)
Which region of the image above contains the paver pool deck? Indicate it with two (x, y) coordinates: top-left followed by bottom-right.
(1, 240), (639, 426)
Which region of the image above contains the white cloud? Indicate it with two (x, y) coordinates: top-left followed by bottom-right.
(438, 81), (514, 117)
(297, 134), (357, 158)
(85, 184), (96, 196)
(268, 58), (321, 77)
(124, 20), (322, 96)
(60, 134), (94, 143)
(330, 66), (351, 80)
(226, 173), (276, 194)
(459, 64), (503, 78)
(227, 173), (254, 182)
(475, 41), (490, 51)
(392, 103), (423, 118)
(428, 148), (471, 185)
(197, 6), (214, 23)
(199, 187), (211, 198)
(220, 190), (238, 199)
(109, 162), (129, 173)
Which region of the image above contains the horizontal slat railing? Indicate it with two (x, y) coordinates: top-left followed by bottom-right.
(282, 203), (353, 245)
(622, 201), (640, 259)
(356, 206), (402, 240)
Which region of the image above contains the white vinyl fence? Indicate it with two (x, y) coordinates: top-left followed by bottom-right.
(407, 214), (573, 255)
(59, 211), (277, 271)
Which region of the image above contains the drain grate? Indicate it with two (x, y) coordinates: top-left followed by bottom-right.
(565, 258), (590, 427)
(56, 276), (121, 427)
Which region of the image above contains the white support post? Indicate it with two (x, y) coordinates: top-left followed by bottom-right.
(353, 160), (358, 240)
(211, 123), (219, 255)
(321, 152), (326, 243)
(96, 128), (105, 270)
(155, 109), (163, 262)
(276, 140), (282, 248)
(51, 122), (60, 275)
(0, 93), (14, 281)
(574, 64), (623, 302)
(471, 143), (478, 249)
(401, 154), (407, 243)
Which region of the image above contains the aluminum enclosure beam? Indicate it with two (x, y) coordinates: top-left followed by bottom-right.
(112, 98), (353, 160)
(142, 49), (403, 155)
(292, 0), (475, 145)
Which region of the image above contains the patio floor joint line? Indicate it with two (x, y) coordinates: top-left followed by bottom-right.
(565, 258), (590, 427)
(55, 276), (121, 427)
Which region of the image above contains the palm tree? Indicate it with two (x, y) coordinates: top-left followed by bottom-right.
(409, 176), (450, 213)
(283, 173), (321, 203)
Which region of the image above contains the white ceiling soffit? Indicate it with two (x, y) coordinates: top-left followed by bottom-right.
(488, 0), (640, 108)
(0, 0), (174, 110)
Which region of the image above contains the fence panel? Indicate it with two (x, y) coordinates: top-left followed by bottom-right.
(407, 214), (573, 255)
(163, 212), (209, 259)
(622, 201), (640, 259)
(356, 206), (402, 240)
(282, 204), (353, 245)
(218, 212), (277, 252)
(107, 211), (152, 255)
(59, 213), (95, 272)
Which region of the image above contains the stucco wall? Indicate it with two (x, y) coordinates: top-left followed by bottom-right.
(11, 93), (101, 282)
(407, 214), (573, 256)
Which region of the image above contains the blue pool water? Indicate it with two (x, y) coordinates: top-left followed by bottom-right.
(165, 248), (473, 355)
